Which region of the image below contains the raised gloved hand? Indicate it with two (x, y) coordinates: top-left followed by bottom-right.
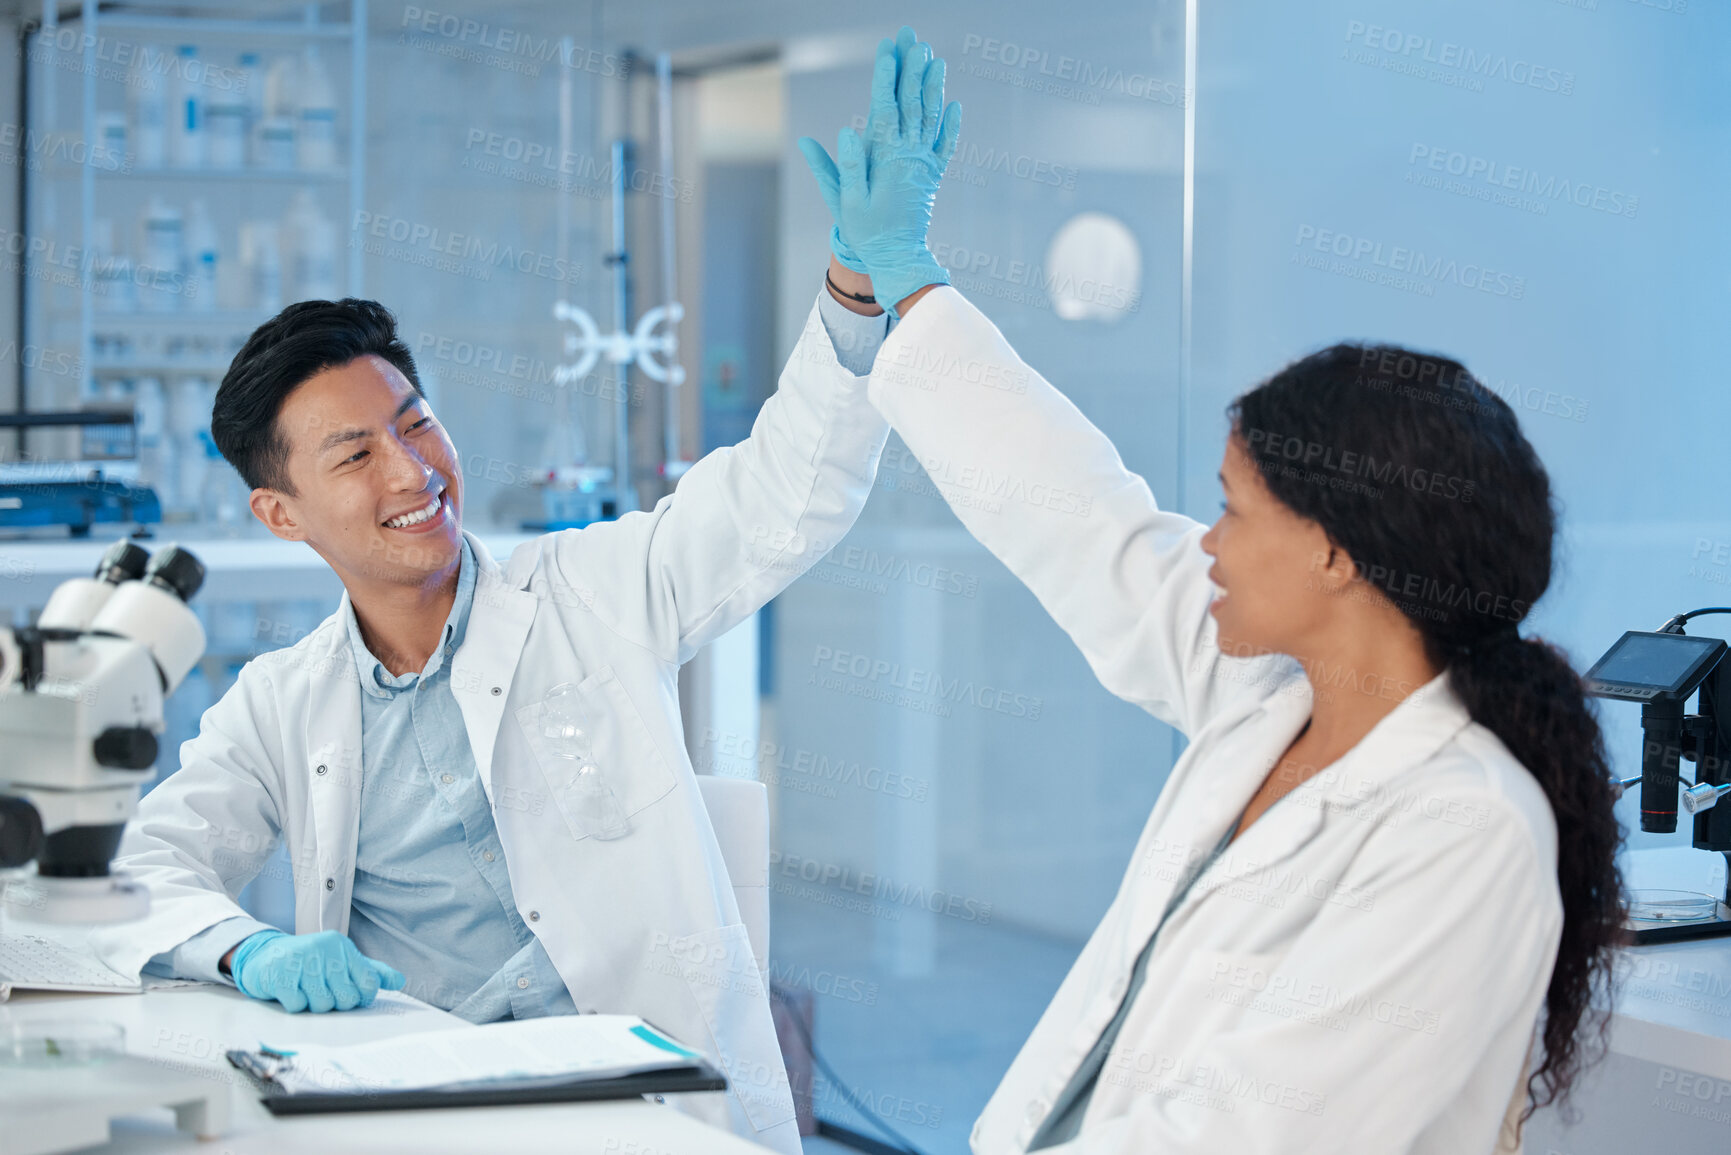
(229, 929), (406, 1013)
(798, 25), (962, 316)
(812, 27), (914, 273)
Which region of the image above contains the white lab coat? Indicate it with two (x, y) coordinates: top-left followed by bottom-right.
(867, 288), (1563, 1155)
(91, 296), (891, 1155)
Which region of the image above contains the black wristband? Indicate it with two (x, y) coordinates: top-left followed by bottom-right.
(825, 270), (876, 304)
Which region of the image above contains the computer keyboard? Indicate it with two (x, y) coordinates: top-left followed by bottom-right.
(0, 932), (140, 993)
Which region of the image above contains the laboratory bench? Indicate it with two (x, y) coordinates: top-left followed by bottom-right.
(0, 527), (779, 1154)
(0, 982), (770, 1155)
(1524, 846), (1731, 1150)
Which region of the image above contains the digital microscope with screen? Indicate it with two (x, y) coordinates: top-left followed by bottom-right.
(1587, 617), (1731, 943)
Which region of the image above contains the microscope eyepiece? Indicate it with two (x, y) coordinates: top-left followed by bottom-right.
(0, 795), (45, 869)
(94, 539), (150, 585)
(143, 545), (205, 603)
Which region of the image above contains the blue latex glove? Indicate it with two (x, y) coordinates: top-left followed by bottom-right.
(808, 28), (914, 273)
(229, 929), (406, 1014)
(799, 26), (962, 317)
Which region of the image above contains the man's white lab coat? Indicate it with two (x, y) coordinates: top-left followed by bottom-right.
(867, 287), (1563, 1154)
(92, 297), (891, 1155)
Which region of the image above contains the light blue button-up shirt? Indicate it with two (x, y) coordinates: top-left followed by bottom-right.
(339, 538), (575, 1022)
(151, 540), (574, 1022)
(147, 286), (888, 1005)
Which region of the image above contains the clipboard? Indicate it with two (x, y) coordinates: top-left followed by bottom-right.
(227, 1048), (728, 1116)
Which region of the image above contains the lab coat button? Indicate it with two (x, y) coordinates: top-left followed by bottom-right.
(517, 977), (530, 989)
(325, 878), (335, 891)
(528, 910), (540, 921)
(491, 686), (502, 696)
(314, 764), (327, 776)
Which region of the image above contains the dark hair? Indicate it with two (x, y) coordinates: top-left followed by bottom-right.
(1228, 343), (1624, 1122)
(211, 298), (422, 493)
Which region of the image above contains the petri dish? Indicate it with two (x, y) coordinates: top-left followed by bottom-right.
(0, 1019), (126, 1068)
(1627, 889), (1720, 923)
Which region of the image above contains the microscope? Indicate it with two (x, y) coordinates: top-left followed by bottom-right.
(0, 541), (231, 1154)
(1585, 613), (1731, 944)
(0, 539), (206, 924)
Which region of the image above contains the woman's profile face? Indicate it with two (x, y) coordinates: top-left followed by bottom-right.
(1199, 436), (1340, 661)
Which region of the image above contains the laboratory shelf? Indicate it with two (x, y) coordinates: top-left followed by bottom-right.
(89, 361), (238, 374)
(47, 163), (350, 183)
(20, 0), (369, 436)
(87, 15), (355, 40)
(78, 309), (271, 326)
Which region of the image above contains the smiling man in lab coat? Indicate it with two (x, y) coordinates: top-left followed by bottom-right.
(88, 261), (897, 1149)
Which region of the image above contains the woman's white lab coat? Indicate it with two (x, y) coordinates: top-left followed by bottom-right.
(867, 288), (1564, 1155)
(90, 297), (891, 1155)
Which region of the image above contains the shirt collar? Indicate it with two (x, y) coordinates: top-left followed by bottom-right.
(344, 537), (477, 697)
(1301, 668), (1475, 813)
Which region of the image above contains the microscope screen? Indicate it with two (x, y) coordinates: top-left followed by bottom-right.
(1592, 633), (1720, 692)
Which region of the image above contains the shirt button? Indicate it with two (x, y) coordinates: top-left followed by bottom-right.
(483, 851), (495, 862)
(517, 977), (530, 989)
(528, 910), (540, 922)
(441, 774), (454, 784)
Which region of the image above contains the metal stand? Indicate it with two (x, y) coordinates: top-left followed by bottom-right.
(541, 48), (689, 524)
(1628, 656), (1731, 944)
(0, 1054), (230, 1155)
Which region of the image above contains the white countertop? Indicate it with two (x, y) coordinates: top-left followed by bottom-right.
(0, 532), (542, 612)
(0, 982), (769, 1154)
(1602, 846), (1731, 1081)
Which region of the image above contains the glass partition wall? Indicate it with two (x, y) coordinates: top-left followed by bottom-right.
(378, 4), (1192, 1148)
(748, 9), (1189, 1150)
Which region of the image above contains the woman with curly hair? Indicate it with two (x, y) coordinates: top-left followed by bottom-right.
(802, 26), (1625, 1153)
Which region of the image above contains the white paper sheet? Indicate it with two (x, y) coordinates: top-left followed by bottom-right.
(258, 1013), (701, 1095)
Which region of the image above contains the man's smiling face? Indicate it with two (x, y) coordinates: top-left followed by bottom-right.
(250, 353), (464, 588)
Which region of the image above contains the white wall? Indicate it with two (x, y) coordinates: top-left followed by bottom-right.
(1191, 0), (1731, 852)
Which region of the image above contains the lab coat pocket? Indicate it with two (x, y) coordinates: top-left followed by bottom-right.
(672, 921), (797, 1134)
(513, 666), (676, 842)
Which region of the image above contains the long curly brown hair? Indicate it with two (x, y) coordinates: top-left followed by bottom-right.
(1229, 343), (1626, 1122)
